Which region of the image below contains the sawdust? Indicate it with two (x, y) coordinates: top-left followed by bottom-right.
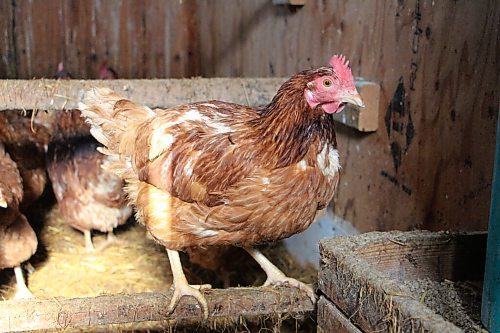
(403, 278), (485, 333)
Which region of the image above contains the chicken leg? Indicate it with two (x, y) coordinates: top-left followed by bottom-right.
(245, 248), (316, 303)
(13, 266), (33, 299)
(83, 230), (95, 252)
(96, 231), (120, 251)
(166, 249), (211, 318)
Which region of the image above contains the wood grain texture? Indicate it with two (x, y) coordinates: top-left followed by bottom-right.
(317, 296), (362, 333)
(318, 231), (486, 333)
(0, 78), (378, 134)
(0, 78), (286, 111)
(0, 0), (497, 232)
(0, 287), (314, 332)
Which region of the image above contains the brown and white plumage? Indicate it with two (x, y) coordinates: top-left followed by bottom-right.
(80, 55), (363, 316)
(0, 143), (38, 299)
(43, 108), (131, 251)
(47, 136), (132, 251)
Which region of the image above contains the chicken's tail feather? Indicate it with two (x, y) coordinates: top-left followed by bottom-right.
(79, 88), (155, 157)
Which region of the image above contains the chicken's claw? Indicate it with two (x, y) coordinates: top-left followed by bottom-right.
(263, 272), (316, 304)
(14, 285), (34, 300)
(245, 247), (316, 305)
(13, 266), (34, 300)
(168, 282), (211, 318)
(166, 249), (211, 318)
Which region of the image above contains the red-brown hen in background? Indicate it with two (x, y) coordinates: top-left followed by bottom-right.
(0, 144), (38, 299)
(80, 55), (363, 317)
(47, 63), (132, 252)
(99, 62), (117, 80)
(47, 135), (132, 251)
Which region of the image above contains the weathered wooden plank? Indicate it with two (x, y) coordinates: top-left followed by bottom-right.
(318, 231), (486, 333)
(0, 78), (378, 132)
(0, 78), (283, 111)
(317, 296), (362, 333)
(0, 286), (314, 332)
(331, 79), (380, 132)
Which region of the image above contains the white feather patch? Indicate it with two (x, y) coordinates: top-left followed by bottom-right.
(183, 151), (202, 177)
(297, 159), (308, 171)
(194, 229), (219, 237)
(90, 127), (110, 146)
(200, 103), (219, 108)
(317, 144), (340, 178)
(261, 177), (271, 184)
(149, 125), (175, 160)
(209, 122), (232, 134)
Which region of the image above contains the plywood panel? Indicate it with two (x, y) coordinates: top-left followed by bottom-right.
(0, 0), (497, 232)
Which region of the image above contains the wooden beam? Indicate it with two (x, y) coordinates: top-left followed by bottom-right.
(0, 78), (380, 132)
(319, 232), (486, 333)
(0, 78), (283, 111)
(331, 79), (380, 132)
(0, 286), (314, 332)
(317, 296), (362, 333)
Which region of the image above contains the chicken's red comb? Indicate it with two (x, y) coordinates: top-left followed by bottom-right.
(329, 54), (352, 79)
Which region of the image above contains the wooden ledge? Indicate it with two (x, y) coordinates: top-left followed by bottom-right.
(0, 78), (380, 132)
(0, 286), (314, 332)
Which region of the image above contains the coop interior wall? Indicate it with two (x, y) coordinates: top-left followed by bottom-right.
(0, 0), (497, 232)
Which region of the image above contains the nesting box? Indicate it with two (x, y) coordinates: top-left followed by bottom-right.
(318, 231), (486, 333)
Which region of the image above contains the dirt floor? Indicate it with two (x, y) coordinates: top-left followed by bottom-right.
(0, 197), (317, 332)
(403, 278), (485, 333)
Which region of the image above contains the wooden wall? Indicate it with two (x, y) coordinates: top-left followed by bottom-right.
(0, 0), (498, 232)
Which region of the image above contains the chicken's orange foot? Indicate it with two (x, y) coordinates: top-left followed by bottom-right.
(13, 266), (33, 299)
(245, 247), (316, 304)
(166, 249), (211, 318)
(83, 230), (95, 252)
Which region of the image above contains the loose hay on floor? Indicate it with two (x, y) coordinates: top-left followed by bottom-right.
(3, 207), (173, 299)
(0, 203), (317, 332)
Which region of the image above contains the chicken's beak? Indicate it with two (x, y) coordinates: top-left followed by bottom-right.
(341, 92), (365, 108)
(0, 197), (7, 208)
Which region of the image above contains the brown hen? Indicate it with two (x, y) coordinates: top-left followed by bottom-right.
(0, 143), (38, 299)
(80, 55), (363, 316)
(47, 134), (132, 251)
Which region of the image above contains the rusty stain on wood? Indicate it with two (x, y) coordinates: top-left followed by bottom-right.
(0, 286), (314, 332)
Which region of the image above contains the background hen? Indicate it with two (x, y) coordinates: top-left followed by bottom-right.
(46, 108), (132, 252)
(80, 54), (363, 317)
(0, 143), (38, 299)
(99, 62), (117, 80)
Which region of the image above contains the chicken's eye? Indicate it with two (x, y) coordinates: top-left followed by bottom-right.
(322, 79), (332, 88)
